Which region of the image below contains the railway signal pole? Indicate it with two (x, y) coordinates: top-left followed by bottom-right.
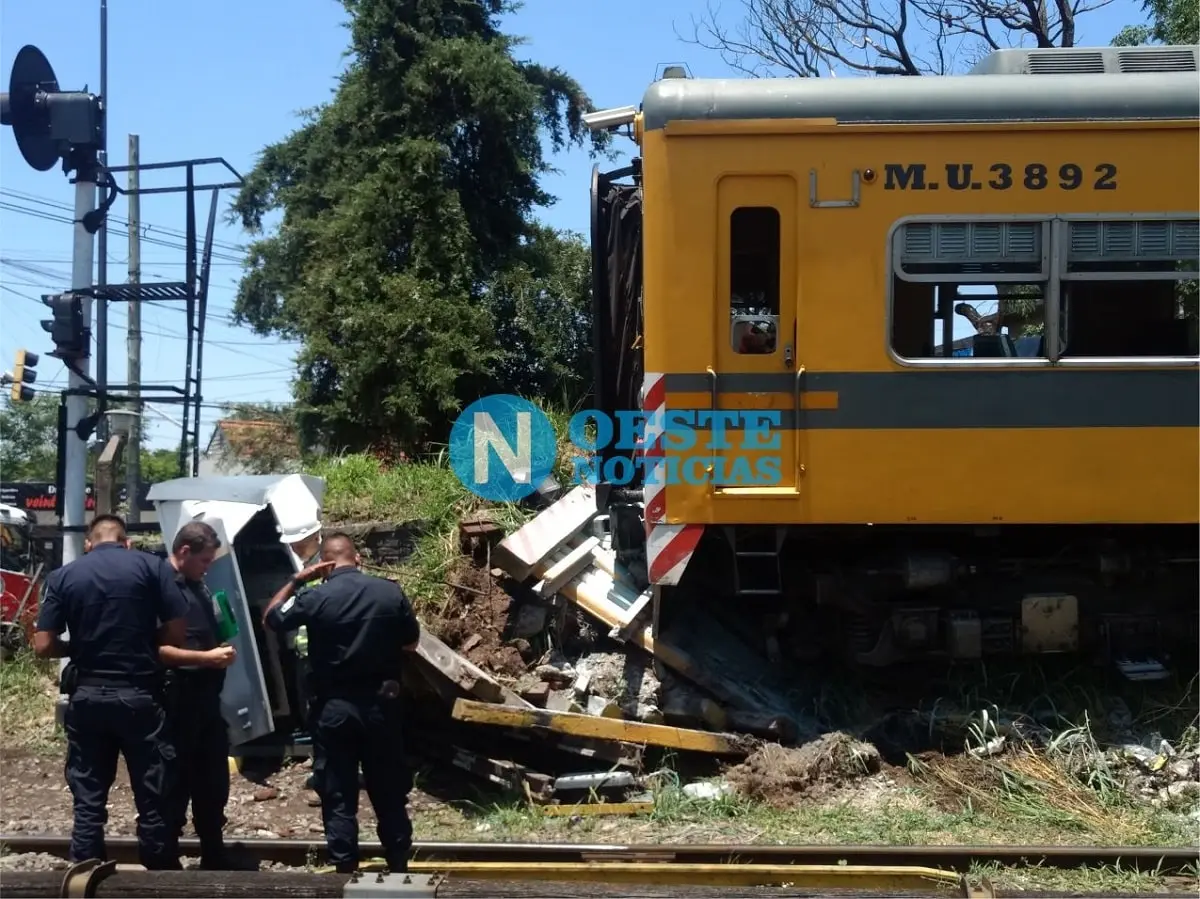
(1, 44), (109, 567)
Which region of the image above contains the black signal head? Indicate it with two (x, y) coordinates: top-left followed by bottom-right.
(4, 44), (61, 172)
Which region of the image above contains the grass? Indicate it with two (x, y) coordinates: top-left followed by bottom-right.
(304, 400), (584, 617)
(0, 649), (63, 752)
(435, 771), (1193, 847)
(969, 859), (1200, 894)
(308, 448), (537, 617)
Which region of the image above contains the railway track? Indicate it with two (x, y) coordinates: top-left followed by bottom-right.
(0, 836), (1196, 898)
(1, 835), (1196, 872)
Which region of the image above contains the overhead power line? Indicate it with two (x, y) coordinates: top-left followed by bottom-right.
(0, 187), (247, 254)
(0, 201), (245, 264)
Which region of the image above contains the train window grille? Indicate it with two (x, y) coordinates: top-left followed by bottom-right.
(895, 221), (1047, 280)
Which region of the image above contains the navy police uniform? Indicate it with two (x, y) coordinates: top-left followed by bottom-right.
(36, 545), (190, 868)
(165, 574), (231, 863)
(266, 566), (420, 872)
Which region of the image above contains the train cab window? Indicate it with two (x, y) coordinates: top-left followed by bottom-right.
(889, 220), (1050, 360)
(1059, 218), (1199, 359)
(730, 206), (780, 354)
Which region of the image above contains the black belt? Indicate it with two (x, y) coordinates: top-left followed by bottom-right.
(76, 674), (160, 689)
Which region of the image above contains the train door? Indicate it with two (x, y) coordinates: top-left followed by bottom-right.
(711, 174), (801, 496)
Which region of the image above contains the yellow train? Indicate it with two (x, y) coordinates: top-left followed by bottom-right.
(586, 44), (1200, 670)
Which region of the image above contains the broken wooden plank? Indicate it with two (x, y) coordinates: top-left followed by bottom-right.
(451, 698), (754, 756)
(530, 549), (810, 739)
(500, 727), (643, 769)
(447, 746), (553, 802)
(414, 629), (532, 708)
(612, 589), (653, 643)
(661, 692), (730, 733)
(531, 535), (600, 598)
(459, 516), (504, 557)
(540, 802), (653, 817)
(493, 486), (596, 581)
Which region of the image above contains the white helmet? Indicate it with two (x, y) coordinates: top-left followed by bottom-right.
(278, 519), (321, 545)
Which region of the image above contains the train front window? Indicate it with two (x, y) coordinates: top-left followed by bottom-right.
(730, 206), (780, 355)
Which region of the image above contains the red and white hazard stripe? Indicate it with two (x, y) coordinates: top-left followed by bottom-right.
(640, 372), (704, 586)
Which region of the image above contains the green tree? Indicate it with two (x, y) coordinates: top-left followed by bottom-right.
(0, 395), (59, 481)
(1113, 0), (1198, 46)
(230, 0), (609, 452)
(487, 225), (594, 408)
(139, 448), (183, 484)
(0, 396), (189, 486)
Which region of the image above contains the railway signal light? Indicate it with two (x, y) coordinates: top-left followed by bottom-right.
(40, 292), (86, 360)
(9, 349), (39, 403)
(0, 44), (103, 172)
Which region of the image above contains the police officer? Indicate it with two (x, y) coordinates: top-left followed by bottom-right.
(32, 514), (190, 869)
(262, 533), (420, 873)
(282, 528), (324, 797)
(158, 521), (240, 869)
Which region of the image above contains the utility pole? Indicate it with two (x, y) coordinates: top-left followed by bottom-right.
(1, 46), (105, 568)
(125, 134), (141, 523)
(64, 181), (99, 566)
(95, 0), (109, 441)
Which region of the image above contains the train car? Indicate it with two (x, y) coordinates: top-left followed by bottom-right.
(587, 44), (1200, 672)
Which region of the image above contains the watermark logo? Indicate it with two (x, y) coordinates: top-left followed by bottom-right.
(449, 395), (558, 502)
(449, 395), (784, 499)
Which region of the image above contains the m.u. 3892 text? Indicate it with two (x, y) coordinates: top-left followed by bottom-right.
(884, 162), (1119, 192)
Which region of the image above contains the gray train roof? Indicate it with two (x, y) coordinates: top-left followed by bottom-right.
(640, 46), (1200, 132)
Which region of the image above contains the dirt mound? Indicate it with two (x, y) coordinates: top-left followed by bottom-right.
(431, 560), (532, 678)
(727, 732), (882, 805)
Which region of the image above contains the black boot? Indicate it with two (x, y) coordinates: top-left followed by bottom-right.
(199, 840), (256, 871)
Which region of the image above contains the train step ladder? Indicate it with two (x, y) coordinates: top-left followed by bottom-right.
(723, 526), (786, 597)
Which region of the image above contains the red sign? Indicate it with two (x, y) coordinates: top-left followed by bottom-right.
(0, 570), (40, 624)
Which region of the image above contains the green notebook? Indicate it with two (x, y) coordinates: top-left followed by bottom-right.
(212, 590), (239, 643)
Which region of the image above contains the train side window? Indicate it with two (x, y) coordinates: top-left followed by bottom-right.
(730, 206), (780, 355)
(889, 220), (1050, 360)
(1059, 218), (1199, 359)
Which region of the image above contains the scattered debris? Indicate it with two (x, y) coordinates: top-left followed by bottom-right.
(351, 486), (1196, 822)
(451, 698), (756, 757)
(682, 780), (734, 801)
(726, 733), (882, 806)
(1107, 734), (1200, 810)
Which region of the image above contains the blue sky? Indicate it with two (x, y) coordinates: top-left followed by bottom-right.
(1, 0), (1143, 449)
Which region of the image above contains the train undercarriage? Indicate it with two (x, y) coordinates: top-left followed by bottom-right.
(607, 501), (1199, 674)
(589, 164), (1197, 677)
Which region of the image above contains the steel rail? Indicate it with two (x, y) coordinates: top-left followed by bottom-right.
(0, 835), (1195, 874)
